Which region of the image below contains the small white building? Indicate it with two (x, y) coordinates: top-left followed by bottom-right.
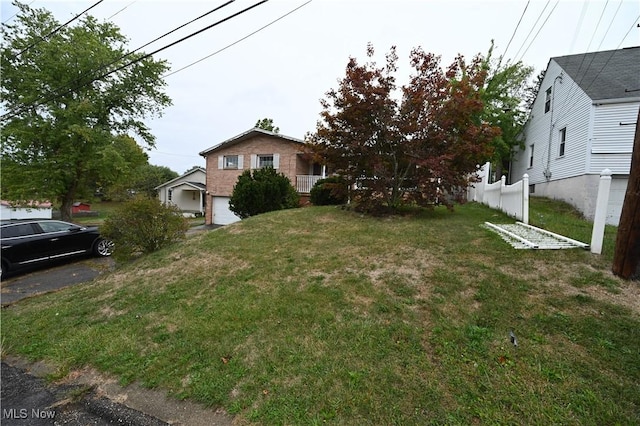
(510, 46), (640, 225)
(0, 200), (53, 220)
(155, 167), (206, 217)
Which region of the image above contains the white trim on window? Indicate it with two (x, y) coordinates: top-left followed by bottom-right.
(218, 155), (224, 170)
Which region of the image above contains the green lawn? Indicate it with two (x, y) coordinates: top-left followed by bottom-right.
(2, 199), (638, 425)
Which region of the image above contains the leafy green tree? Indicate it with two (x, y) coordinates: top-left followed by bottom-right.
(97, 135), (151, 201)
(229, 167), (299, 219)
(255, 118), (280, 133)
(480, 42), (534, 178)
(130, 164), (179, 199)
(101, 196), (189, 261)
(0, 2), (171, 221)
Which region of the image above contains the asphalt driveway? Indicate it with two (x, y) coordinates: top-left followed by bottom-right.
(1, 256), (114, 306)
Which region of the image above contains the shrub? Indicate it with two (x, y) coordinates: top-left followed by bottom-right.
(101, 196), (189, 261)
(310, 176), (349, 205)
(229, 167), (299, 219)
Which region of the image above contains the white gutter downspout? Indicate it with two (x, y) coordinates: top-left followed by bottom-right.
(545, 73), (563, 181)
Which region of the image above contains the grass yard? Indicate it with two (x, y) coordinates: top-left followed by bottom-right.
(2, 199), (638, 424)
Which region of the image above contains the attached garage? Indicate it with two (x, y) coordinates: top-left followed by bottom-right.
(212, 196), (241, 225)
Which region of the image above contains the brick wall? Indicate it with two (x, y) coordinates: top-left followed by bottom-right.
(203, 135), (311, 224)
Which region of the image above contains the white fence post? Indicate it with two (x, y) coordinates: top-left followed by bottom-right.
(499, 175), (506, 210)
(590, 169), (612, 254)
(522, 174), (529, 225)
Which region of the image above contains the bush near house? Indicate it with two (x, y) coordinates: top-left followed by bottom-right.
(310, 176), (349, 206)
(229, 167), (299, 219)
(101, 196), (189, 261)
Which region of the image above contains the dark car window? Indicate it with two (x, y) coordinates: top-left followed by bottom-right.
(1, 223), (37, 238)
(38, 221), (78, 233)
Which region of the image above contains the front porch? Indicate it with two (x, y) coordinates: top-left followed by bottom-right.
(296, 175), (324, 194)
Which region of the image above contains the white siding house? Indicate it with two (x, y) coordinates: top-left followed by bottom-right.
(511, 46), (640, 225)
(155, 167), (206, 216)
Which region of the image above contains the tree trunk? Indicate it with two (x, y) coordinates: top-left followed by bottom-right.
(60, 196), (74, 223)
(612, 107), (640, 280)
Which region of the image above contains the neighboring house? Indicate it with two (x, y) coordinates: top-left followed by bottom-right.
(155, 167), (206, 216)
(511, 46), (640, 225)
(199, 128), (324, 225)
(0, 200), (53, 220)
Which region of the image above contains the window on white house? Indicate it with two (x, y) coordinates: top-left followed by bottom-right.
(559, 127), (566, 157)
(224, 155), (239, 169)
(168, 189), (172, 201)
(529, 144), (534, 168)
(258, 155), (274, 168)
(544, 87), (552, 113)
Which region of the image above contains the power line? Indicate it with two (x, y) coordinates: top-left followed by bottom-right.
(16, 0), (105, 57)
(106, 0), (137, 20)
(554, 15), (640, 124)
(501, 0), (530, 62)
(131, 0), (236, 56)
(1, 0), (37, 24)
(516, 0), (559, 63)
(2, 0), (266, 122)
(553, 0), (612, 121)
(512, 0), (551, 62)
(165, 0), (313, 78)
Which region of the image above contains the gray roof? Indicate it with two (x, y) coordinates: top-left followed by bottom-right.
(199, 128), (304, 157)
(154, 167), (205, 190)
(552, 46), (640, 101)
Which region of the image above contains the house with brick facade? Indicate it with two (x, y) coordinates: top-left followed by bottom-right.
(199, 128), (324, 225)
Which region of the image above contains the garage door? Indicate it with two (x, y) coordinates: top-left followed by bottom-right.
(213, 197), (241, 225)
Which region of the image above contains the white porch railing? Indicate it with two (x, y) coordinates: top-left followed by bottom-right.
(469, 162), (529, 224)
(296, 175), (324, 194)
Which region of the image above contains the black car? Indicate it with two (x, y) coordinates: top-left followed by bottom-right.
(0, 219), (113, 279)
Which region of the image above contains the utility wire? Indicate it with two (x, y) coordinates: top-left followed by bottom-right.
(106, 0), (137, 20)
(2, 0), (263, 121)
(554, 15), (640, 124)
(130, 0), (235, 56)
(512, 0), (551, 62)
(501, 0), (530, 63)
(1, 0), (37, 24)
(516, 0), (559, 63)
(16, 0), (105, 57)
(554, 0), (611, 121)
(165, 0), (312, 78)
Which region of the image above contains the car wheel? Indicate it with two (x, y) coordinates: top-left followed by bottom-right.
(1, 260), (8, 281)
(94, 238), (114, 257)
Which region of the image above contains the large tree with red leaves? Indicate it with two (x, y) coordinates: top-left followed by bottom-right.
(306, 44), (500, 212)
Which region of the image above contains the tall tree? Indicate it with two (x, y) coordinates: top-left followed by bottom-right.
(131, 164), (179, 198)
(255, 118), (280, 133)
(1, 2), (171, 221)
(480, 42), (534, 179)
(307, 44), (500, 212)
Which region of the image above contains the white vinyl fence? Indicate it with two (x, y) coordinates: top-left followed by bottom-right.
(468, 162), (529, 224)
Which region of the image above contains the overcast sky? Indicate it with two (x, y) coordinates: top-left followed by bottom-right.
(2, 0), (639, 175)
